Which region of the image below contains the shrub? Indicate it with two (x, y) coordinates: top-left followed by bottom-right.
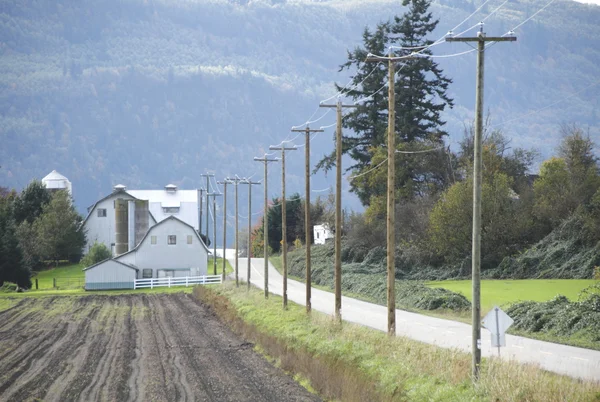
(506, 287), (600, 341)
(80, 242), (112, 267)
(0, 282), (18, 292)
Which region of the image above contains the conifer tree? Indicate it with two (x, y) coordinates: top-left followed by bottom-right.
(316, 0), (453, 209)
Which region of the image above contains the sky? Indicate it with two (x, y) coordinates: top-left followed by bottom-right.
(573, 0), (600, 5)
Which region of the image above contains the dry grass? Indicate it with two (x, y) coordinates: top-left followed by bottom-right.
(194, 283), (600, 402)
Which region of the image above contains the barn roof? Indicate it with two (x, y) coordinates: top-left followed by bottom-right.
(83, 258), (139, 271)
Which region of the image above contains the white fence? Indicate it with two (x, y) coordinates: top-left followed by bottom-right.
(134, 275), (222, 289)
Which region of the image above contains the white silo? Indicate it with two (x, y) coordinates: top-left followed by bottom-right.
(41, 170), (72, 196)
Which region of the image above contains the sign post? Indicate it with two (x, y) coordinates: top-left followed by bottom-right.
(482, 306), (514, 356)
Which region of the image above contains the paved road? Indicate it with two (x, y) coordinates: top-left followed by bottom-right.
(230, 257), (600, 383)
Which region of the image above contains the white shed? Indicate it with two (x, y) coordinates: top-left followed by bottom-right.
(313, 224), (333, 245)
(84, 259), (138, 290)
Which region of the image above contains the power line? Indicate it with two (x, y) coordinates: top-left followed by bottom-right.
(511, 0), (556, 32)
(319, 122), (337, 130)
(347, 145), (447, 180)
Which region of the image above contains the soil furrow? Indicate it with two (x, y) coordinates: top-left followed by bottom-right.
(0, 293), (320, 402)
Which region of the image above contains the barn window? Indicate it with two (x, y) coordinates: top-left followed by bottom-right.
(162, 207), (180, 213)
(187, 235), (193, 244)
(142, 269), (152, 278)
(97, 208), (107, 217)
(168, 235), (176, 245)
(151, 236), (157, 245)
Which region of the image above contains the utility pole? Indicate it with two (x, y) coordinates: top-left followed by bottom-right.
(207, 192), (222, 275)
(198, 188), (204, 237)
(254, 155), (278, 299)
(269, 143), (297, 309)
(243, 179), (261, 290)
(446, 25), (516, 381)
(226, 176), (243, 287)
(291, 126), (323, 313)
(217, 180), (231, 282)
(365, 51), (418, 336)
(319, 98), (356, 321)
(201, 173), (215, 244)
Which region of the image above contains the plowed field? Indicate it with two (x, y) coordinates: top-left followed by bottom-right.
(0, 293), (320, 402)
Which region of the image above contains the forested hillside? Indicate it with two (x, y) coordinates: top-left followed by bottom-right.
(1, 0), (599, 220)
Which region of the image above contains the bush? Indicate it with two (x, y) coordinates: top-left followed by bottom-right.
(286, 243), (469, 312)
(506, 285), (600, 342)
(0, 282), (18, 292)
(80, 242), (112, 267)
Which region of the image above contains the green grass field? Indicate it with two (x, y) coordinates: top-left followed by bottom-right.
(31, 263), (85, 289)
(427, 279), (596, 312)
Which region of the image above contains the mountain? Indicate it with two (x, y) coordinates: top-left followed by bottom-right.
(1, 0), (599, 242)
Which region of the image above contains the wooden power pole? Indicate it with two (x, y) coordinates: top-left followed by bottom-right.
(291, 125), (323, 313)
(269, 143), (297, 309)
(319, 98), (356, 321)
(226, 176), (243, 287)
(207, 192), (222, 275)
(446, 25), (516, 381)
(254, 155), (279, 299)
(201, 173), (215, 244)
(217, 180), (230, 282)
(244, 179), (261, 290)
(365, 50), (418, 336)
(198, 188), (204, 237)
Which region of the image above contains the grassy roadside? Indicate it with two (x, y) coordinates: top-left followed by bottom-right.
(194, 282), (600, 402)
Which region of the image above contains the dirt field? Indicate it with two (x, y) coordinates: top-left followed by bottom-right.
(0, 293), (321, 402)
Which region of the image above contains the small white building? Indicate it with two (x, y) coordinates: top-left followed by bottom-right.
(84, 259), (138, 290)
(42, 170), (72, 196)
(313, 223), (333, 245)
(83, 216), (209, 290)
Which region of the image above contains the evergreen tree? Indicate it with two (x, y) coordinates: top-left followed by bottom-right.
(12, 180), (51, 224)
(316, 0), (453, 210)
(34, 191), (86, 265)
(265, 194), (302, 253)
(315, 22), (390, 179)
(0, 191), (31, 288)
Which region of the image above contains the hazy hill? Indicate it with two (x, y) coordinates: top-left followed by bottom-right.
(1, 0), (599, 238)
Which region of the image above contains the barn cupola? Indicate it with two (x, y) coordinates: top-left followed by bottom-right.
(165, 184), (177, 193)
(113, 184), (127, 192)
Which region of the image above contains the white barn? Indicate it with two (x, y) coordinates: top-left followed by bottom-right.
(117, 216), (209, 279)
(81, 184), (201, 255)
(83, 216), (209, 290)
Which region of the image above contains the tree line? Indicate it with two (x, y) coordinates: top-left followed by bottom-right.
(0, 182), (85, 288)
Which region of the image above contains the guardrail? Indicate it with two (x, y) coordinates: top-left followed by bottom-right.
(134, 275), (222, 289)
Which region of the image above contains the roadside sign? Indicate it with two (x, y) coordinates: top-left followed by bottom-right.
(482, 306), (513, 352)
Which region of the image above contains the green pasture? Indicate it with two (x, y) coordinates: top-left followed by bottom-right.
(32, 263), (85, 289)
(427, 279), (596, 312)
